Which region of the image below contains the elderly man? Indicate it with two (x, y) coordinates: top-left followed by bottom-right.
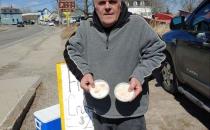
(64, 0), (166, 129)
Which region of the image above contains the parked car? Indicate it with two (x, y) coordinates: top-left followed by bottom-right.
(17, 22), (24, 27)
(70, 17), (77, 24)
(48, 21), (55, 26)
(161, 0), (210, 112)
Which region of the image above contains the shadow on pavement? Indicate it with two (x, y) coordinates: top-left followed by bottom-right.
(151, 66), (210, 129)
(148, 67), (210, 129)
(174, 93), (210, 129)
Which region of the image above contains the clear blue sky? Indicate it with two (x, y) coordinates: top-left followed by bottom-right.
(164, 0), (181, 13)
(0, 0), (182, 13)
(0, 0), (57, 11)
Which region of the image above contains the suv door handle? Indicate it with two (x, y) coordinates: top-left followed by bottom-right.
(203, 42), (210, 47)
(203, 42), (209, 45)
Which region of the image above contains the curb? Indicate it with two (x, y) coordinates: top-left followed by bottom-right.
(0, 76), (41, 130)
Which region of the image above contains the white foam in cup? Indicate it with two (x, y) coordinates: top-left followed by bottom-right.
(90, 79), (110, 99)
(114, 82), (135, 102)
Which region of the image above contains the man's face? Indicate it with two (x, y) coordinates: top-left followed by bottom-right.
(94, 0), (121, 28)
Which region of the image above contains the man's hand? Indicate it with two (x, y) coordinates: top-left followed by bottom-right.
(80, 73), (94, 92)
(129, 77), (142, 99)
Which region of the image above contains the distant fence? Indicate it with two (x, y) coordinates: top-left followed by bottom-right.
(144, 17), (169, 27)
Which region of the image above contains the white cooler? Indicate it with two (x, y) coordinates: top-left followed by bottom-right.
(34, 104), (61, 130)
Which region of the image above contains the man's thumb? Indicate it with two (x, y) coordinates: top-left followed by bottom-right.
(129, 81), (135, 92)
(88, 78), (95, 88)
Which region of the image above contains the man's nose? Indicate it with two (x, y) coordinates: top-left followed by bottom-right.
(105, 2), (111, 9)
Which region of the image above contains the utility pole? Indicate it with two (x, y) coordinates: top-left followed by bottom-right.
(10, 0), (12, 8)
(0, 0), (2, 25)
(57, 0), (61, 25)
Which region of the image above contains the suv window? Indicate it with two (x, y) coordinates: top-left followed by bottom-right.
(191, 3), (210, 32)
(194, 20), (209, 32)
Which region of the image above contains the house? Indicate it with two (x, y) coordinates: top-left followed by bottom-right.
(124, 0), (152, 19)
(0, 6), (22, 25)
(38, 8), (52, 24)
(153, 12), (174, 24)
(178, 10), (192, 17)
(49, 11), (59, 22)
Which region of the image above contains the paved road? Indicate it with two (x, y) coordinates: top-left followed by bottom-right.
(0, 25), (44, 48)
(0, 26), (64, 129)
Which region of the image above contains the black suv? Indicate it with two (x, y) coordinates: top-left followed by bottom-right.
(17, 22), (24, 27)
(161, 0), (210, 112)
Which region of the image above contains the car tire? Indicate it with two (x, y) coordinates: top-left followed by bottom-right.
(161, 54), (178, 94)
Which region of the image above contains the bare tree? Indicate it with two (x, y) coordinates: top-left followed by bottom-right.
(181, 0), (202, 12)
(55, 0), (62, 24)
(76, 0), (92, 18)
(150, 0), (168, 13)
(52, 0), (59, 12)
(56, 0), (92, 18)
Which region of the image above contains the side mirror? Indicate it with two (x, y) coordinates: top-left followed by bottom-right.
(170, 16), (185, 30)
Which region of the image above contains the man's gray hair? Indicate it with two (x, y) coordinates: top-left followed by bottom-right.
(92, 0), (122, 6)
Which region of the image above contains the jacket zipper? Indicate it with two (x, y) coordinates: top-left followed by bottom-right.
(106, 33), (110, 49)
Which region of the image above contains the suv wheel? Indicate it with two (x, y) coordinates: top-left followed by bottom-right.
(161, 55), (178, 93)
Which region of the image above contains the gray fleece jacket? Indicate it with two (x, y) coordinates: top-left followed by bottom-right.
(64, 2), (166, 118)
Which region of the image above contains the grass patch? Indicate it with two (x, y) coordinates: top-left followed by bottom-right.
(152, 24), (170, 36)
(148, 22), (170, 36)
(60, 23), (78, 40)
(60, 22), (169, 39)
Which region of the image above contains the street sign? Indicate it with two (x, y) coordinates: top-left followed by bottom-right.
(59, 0), (75, 12)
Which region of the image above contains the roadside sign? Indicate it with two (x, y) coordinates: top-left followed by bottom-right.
(56, 63), (94, 130)
(59, 0), (75, 12)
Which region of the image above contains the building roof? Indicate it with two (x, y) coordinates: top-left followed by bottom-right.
(0, 7), (22, 14)
(22, 13), (40, 16)
(153, 12), (174, 18)
(178, 9), (192, 13)
(38, 8), (52, 14)
(178, 10), (192, 17)
(153, 12), (174, 24)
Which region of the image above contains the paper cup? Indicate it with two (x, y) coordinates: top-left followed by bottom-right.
(89, 79), (110, 99)
(114, 82), (135, 102)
